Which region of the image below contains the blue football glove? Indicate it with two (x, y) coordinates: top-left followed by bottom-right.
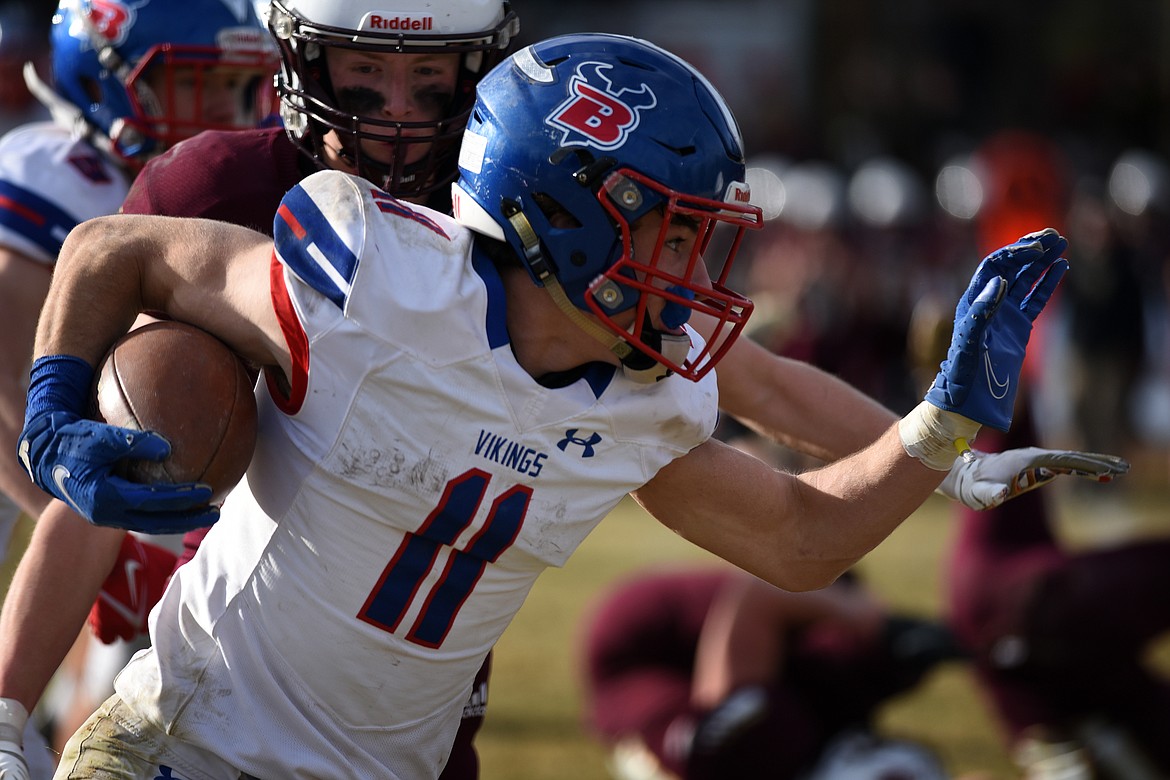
(17, 355), (218, 534)
(925, 229), (1069, 432)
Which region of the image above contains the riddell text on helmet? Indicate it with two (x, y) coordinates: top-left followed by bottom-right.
(364, 14), (434, 31)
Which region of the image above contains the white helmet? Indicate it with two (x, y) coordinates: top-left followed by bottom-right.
(267, 0), (518, 200)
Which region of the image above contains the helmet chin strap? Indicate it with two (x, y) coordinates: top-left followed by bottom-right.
(620, 317), (690, 384)
(505, 208), (676, 384)
(333, 140), (424, 193)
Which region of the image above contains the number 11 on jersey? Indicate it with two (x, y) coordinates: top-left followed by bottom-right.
(358, 468), (530, 648)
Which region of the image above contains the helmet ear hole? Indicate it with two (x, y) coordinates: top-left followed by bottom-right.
(532, 193), (580, 229)
(80, 76), (102, 105)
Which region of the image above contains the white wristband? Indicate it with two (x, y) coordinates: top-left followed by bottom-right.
(898, 401), (982, 471)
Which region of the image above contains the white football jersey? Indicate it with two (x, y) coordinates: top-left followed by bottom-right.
(0, 122), (129, 264)
(116, 170), (718, 779)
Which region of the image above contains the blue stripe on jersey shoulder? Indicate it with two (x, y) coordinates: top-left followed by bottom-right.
(273, 183), (360, 310)
(0, 179), (81, 259)
(472, 245), (509, 349)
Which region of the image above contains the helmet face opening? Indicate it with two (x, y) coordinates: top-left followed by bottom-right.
(120, 42), (279, 156)
(277, 75), (470, 203)
(269, 0), (518, 200)
(589, 168), (759, 381)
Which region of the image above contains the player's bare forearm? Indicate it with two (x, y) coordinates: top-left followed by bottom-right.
(39, 215), (285, 374)
(0, 500), (124, 712)
(35, 219), (151, 366)
(692, 575), (789, 708)
(0, 249), (54, 517)
(634, 426), (941, 591)
(691, 574), (882, 708)
(714, 335), (896, 461)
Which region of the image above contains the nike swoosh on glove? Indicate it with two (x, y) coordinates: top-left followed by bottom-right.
(938, 447), (1131, 509)
(88, 534), (179, 644)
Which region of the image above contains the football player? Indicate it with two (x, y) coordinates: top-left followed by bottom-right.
(20, 32), (1065, 777)
(0, 0), (277, 572)
(947, 408), (1170, 777)
(581, 567), (963, 779)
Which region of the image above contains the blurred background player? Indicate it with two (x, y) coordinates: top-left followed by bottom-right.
(0, 0), (277, 584)
(580, 567), (967, 780)
(946, 408), (1170, 779)
(0, 0), (276, 773)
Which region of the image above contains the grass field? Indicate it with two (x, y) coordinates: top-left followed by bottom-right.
(476, 482), (1170, 780)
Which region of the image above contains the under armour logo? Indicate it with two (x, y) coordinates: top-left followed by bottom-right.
(547, 61), (657, 151)
(557, 429), (602, 458)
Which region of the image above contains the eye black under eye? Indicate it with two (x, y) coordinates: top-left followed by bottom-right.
(415, 85), (454, 111)
(336, 86), (385, 115)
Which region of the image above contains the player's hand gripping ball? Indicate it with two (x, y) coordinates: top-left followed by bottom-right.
(96, 321), (258, 505)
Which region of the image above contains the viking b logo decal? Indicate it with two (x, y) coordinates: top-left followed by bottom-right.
(86, 0), (134, 46)
(547, 61), (657, 151)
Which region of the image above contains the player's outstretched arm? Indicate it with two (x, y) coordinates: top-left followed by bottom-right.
(636, 428), (943, 591)
(710, 333), (896, 461)
(0, 248), (54, 522)
(704, 231), (1114, 511)
(16, 214), (283, 533)
(636, 229), (1070, 589)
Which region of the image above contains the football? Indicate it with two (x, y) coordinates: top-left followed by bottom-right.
(95, 320), (259, 504)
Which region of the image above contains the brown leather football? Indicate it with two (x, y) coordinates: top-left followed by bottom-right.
(95, 320), (258, 505)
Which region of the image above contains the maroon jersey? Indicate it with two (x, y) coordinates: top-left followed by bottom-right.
(582, 568), (957, 779)
(118, 127), (485, 780)
(121, 127), (307, 236)
(945, 412), (1170, 769)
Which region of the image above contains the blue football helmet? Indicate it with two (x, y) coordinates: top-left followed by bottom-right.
(37, 0), (277, 162)
(453, 33), (763, 381)
(267, 0), (519, 200)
